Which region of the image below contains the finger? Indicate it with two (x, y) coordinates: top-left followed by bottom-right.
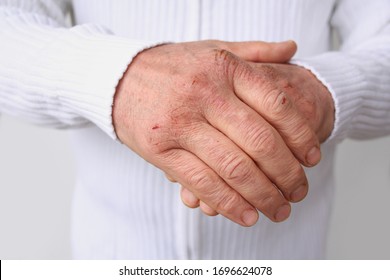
(234, 64), (321, 167)
(200, 201), (219, 216)
(222, 40), (297, 63)
(165, 173), (177, 182)
(203, 90), (308, 203)
(156, 148), (260, 226)
(180, 186), (200, 208)
(179, 123), (291, 222)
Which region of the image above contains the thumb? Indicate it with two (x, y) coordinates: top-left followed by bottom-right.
(224, 40), (297, 63)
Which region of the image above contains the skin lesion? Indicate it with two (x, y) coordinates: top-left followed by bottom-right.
(212, 48), (239, 75)
(256, 64), (280, 81)
(283, 82), (293, 90)
(213, 48), (232, 62)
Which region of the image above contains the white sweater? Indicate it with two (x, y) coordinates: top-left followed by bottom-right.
(0, 0), (389, 259)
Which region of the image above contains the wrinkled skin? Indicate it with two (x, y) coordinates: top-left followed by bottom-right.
(181, 61), (335, 216)
(113, 40), (334, 226)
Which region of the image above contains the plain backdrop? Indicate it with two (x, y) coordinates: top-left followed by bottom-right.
(0, 114), (390, 259)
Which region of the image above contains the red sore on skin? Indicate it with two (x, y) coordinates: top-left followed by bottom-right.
(281, 97), (286, 104)
(152, 125), (160, 130)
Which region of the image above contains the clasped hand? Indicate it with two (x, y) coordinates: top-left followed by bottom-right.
(113, 40), (334, 226)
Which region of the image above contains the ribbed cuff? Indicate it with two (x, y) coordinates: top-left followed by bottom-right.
(30, 24), (159, 140)
(291, 52), (368, 143)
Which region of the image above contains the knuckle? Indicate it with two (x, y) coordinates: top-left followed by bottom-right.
(218, 153), (252, 182)
(255, 191), (280, 213)
(186, 171), (242, 216)
(213, 48), (235, 63)
(258, 191), (275, 206)
(247, 127), (278, 157)
(259, 64), (281, 81)
(187, 168), (217, 189)
(280, 163), (305, 189)
(288, 120), (316, 147)
(263, 89), (292, 118)
(211, 48), (240, 75)
(215, 192), (242, 215)
(200, 202), (218, 216)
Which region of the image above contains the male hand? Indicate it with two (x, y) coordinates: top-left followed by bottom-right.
(113, 40), (326, 226)
(180, 61), (335, 216)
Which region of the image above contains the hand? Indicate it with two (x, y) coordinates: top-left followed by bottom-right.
(180, 62), (335, 216)
(113, 40), (321, 226)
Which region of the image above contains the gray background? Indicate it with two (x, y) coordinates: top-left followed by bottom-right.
(0, 114), (390, 259)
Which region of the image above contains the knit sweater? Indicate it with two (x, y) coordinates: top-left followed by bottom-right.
(0, 0), (389, 259)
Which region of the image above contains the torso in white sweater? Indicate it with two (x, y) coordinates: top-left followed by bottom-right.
(0, 0), (389, 259)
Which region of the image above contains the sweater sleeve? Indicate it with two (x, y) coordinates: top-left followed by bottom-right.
(0, 0), (155, 139)
(291, 0), (390, 143)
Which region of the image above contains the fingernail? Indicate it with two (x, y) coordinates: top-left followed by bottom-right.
(242, 209), (259, 226)
(290, 185), (307, 202)
(275, 204), (291, 222)
(306, 146), (321, 166)
(181, 187), (199, 206)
